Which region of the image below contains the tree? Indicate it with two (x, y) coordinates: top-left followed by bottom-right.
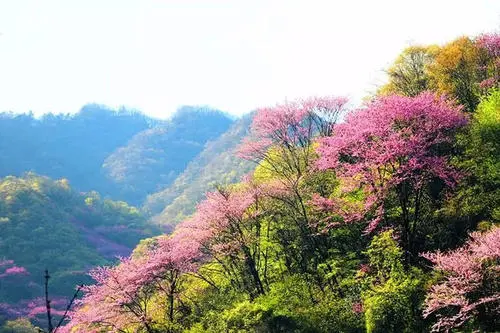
(476, 32), (500, 91)
(379, 45), (436, 97)
(316, 92), (467, 260)
(427, 37), (485, 112)
(67, 238), (194, 333)
(360, 230), (425, 333)
(238, 97), (348, 281)
(171, 183), (268, 299)
(422, 226), (500, 332)
(381, 34), (499, 111)
(451, 88), (500, 222)
(238, 96), (347, 181)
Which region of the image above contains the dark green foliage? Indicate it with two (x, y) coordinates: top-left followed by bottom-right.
(0, 173), (158, 306)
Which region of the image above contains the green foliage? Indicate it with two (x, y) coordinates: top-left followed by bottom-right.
(186, 276), (364, 333)
(0, 173), (158, 306)
(379, 45), (436, 97)
(0, 318), (39, 333)
(361, 231), (426, 333)
(452, 88), (500, 221)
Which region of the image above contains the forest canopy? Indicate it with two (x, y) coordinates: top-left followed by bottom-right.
(1, 32), (499, 333)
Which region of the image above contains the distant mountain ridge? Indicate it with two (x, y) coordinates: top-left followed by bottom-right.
(103, 106), (235, 205)
(0, 104), (239, 206)
(0, 104), (154, 197)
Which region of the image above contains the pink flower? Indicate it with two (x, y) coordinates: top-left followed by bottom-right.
(422, 226), (500, 332)
(316, 92), (467, 233)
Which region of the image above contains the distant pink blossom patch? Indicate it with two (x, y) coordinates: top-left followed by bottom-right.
(0, 260), (29, 278)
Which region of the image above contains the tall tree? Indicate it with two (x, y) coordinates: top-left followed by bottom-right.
(316, 92), (467, 260)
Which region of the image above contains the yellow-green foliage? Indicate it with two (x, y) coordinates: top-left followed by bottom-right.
(379, 45), (437, 97)
(451, 88), (500, 220)
(0, 318), (39, 333)
(361, 231), (425, 333)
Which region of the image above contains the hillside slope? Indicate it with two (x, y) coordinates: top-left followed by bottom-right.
(0, 105), (155, 197)
(0, 173), (159, 320)
(103, 106), (234, 205)
(144, 114), (255, 229)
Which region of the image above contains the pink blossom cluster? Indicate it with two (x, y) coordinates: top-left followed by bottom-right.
(479, 77), (497, 90)
(66, 234), (197, 332)
(315, 92), (467, 232)
(238, 96), (348, 161)
(477, 32), (500, 57)
(171, 185), (261, 258)
(422, 226), (500, 332)
(26, 297), (67, 318)
(0, 259), (28, 278)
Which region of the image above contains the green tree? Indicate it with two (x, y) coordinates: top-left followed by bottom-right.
(361, 231), (426, 333)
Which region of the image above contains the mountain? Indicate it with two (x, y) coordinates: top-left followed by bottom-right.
(143, 114), (255, 230)
(102, 106), (235, 205)
(0, 105), (236, 206)
(0, 104), (154, 197)
(0, 173), (159, 321)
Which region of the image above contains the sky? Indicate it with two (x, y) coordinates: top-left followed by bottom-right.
(0, 1), (499, 118)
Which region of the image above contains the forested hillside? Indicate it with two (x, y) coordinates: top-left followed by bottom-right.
(0, 174), (159, 326)
(56, 32), (500, 333)
(144, 114), (255, 229)
(0, 105), (234, 206)
(103, 106), (234, 205)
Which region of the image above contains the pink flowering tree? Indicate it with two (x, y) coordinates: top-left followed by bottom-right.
(66, 238), (196, 333)
(316, 92), (467, 259)
(476, 32), (500, 91)
(422, 226), (500, 332)
(238, 96), (347, 183)
(477, 32), (500, 58)
(66, 257), (156, 332)
(172, 183), (268, 299)
(238, 97), (349, 280)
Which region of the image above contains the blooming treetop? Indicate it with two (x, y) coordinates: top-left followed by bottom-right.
(315, 92), (467, 233)
(238, 96), (348, 165)
(477, 32), (500, 58)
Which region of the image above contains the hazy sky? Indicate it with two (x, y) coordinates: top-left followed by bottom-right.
(0, 1), (499, 118)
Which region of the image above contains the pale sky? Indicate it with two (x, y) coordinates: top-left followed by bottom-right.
(0, 1), (499, 118)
